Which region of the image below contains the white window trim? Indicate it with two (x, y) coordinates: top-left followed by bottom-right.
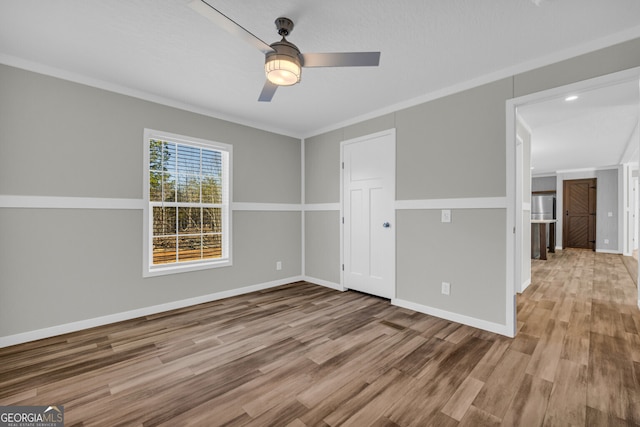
(143, 128), (233, 277)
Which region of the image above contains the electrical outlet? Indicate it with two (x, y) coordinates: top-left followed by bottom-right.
(441, 282), (450, 295)
(441, 209), (451, 223)
(608, 212), (613, 217)
(276, 261), (282, 271)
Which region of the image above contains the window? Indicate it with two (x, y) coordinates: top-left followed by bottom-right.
(143, 129), (231, 276)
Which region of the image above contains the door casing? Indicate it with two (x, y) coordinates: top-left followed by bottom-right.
(563, 178), (597, 250)
(340, 129), (396, 299)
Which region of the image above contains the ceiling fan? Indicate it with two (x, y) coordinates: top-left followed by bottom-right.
(189, 0), (381, 102)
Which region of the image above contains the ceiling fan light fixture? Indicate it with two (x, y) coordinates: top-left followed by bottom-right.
(189, 4), (381, 101)
(265, 39), (301, 86)
(265, 54), (301, 86)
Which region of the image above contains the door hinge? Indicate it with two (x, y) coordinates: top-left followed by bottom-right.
(342, 217), (344, 224)
(513, 226), (516, 234)
(342, 162), (344, 169)
(342, 264), (344, 271)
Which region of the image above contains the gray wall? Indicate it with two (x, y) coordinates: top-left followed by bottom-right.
(305, 79), (512, 326)
(596, 168), (619, 251)
(304, 37), (640, 330)
(554, 168), (621, 252)
(3, 35), (640, 340)
(396, 80), (509, 200)
(0, 64), (301, 337)
(395, 79), (511, 325)
(513, 38), (640, 98)
(532, 176), (557, 192)
(396, 209), (506, 324)
(304, 211), (340, 283)
(304, 130), (342, 204)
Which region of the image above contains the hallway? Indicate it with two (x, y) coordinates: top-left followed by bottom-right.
(518, 248), (640, 425)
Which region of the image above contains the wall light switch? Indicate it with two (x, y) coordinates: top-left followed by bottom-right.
(441, 282), (450, 295)
(608, 212), (613, 217)
(604, 239), (609, 244)
(276, 261), (282, 271)
(441, 209), (451, 223)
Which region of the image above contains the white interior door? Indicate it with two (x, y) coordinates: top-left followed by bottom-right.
(342, 130), (395, 299)
(634, 176), (639, 251)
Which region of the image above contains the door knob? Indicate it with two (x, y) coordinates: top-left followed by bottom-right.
(383, 222), (390, 228)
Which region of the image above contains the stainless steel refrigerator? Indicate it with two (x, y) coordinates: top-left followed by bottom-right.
(531, 194), (556, 220)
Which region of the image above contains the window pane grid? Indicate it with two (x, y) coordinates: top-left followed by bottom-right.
(149, 136), (227, 267)
(150, 202), (224, 208)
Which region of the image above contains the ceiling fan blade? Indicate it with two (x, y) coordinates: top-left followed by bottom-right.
(258, 80), (278, 102)
(301, 52), (381, 68)
(189, 0), (274, 55)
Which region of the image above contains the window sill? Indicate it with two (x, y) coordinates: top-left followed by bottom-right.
(144, 259), (232, 277)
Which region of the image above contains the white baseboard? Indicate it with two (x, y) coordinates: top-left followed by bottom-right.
(554, 248), (623, 255)
(0, 276), (303, 348)
(392, 298), (513, 338)
(303, 276), (344, 291)
(520, 278), (532, 293)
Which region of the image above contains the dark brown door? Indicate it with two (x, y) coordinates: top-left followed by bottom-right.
(563, 178), (596, 250)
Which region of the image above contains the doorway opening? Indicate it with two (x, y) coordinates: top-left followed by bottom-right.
(507, 67), (640, 335)
(563, 178), (597, 250)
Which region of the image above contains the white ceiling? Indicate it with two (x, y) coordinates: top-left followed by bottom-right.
(1, 0), (640, 137)
(518, 79), (639, 176)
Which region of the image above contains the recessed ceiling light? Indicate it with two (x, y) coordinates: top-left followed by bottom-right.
(565, 95), (579, 102)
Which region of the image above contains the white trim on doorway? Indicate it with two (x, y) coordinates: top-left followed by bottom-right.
(507, 66), (640, 333)
(515, 134), (525, 295)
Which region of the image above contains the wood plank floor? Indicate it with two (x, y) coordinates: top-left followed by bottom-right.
(1, 248), (639, 426)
